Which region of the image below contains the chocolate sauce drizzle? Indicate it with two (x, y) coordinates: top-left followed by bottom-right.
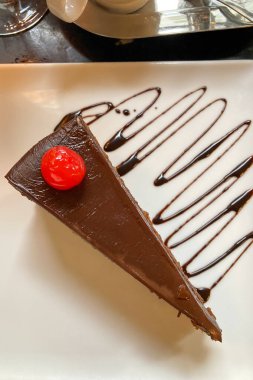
(169, 189), (253, 248)
(62, 87), (252, 302)
(55, 102), (113, 131)
(104, 87), (161, 152)
(154, 152), (252, 225)
(116, 87), (208, 176)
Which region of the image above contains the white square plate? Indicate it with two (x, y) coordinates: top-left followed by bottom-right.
(0, 62), (252, 380)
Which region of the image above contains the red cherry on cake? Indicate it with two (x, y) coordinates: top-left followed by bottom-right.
(41, 146), (86, 190)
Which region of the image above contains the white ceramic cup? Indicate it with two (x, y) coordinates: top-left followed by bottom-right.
(46, 0), (150, 22)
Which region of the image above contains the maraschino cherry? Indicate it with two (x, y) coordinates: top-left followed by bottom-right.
(41, 146), (86, 190)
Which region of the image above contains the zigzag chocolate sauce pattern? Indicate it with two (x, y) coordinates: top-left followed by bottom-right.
(57, 87), (253, 302)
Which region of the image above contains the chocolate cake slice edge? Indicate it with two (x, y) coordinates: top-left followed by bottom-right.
(5, 117), (222, 341)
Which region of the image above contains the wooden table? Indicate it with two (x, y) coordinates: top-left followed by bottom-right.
(1, 11), (253, 63)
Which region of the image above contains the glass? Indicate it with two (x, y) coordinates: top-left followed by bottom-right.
(0, 0), (47, 36)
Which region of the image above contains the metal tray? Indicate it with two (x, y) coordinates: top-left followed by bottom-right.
(75, 0), (253, 39)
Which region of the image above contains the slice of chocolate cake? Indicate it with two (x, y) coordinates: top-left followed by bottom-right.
(5, 116), (221, 341)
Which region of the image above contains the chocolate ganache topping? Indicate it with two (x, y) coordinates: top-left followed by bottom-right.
(6, 116), (222, 341)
